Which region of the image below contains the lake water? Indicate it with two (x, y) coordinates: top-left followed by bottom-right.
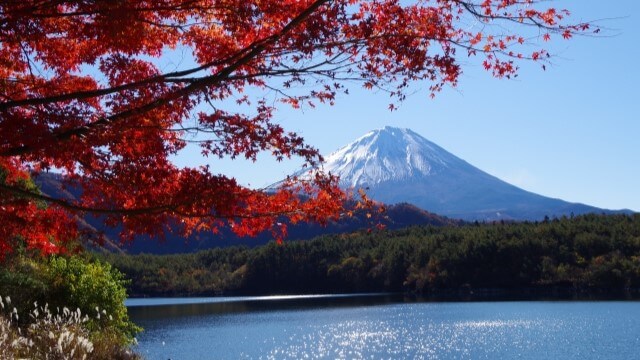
(127, 294), (640, 359)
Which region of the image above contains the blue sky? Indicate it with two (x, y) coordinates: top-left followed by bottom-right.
(178, 1), (640, 212)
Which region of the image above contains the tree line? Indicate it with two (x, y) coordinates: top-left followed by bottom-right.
(100, 214), (640, 297)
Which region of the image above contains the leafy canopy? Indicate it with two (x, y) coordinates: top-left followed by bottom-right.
(0, 0), (596, 255)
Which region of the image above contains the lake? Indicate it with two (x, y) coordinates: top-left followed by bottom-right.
(127, 294), (640, 359)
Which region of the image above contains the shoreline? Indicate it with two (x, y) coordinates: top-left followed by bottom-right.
(126, 287), (640, 303)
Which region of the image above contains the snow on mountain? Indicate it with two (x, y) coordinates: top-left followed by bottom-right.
(283, 126), (625, 221)
(322, 126), (462, 187)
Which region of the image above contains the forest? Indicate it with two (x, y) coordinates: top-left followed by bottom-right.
(100, 213), (640, 298)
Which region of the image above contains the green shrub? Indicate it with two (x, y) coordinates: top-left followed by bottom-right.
(0, 254), (140, 346)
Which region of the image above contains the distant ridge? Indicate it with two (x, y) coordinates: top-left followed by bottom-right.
(35, 173), (457, 254)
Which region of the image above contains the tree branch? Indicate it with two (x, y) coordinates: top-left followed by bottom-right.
(0, 0), (332, 157)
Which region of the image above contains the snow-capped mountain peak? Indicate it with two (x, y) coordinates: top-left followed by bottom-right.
(321, 126), (460, 187)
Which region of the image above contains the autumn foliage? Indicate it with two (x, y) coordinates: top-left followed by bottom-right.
(0, 0), (596, 256)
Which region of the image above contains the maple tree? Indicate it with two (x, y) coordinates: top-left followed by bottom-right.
(0, 0), (596, 256)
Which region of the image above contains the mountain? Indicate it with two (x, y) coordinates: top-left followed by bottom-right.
(110, 201), (459, 254)
(33, 126), (630, 254)
(34, 173), (457, 254)
(290, 126), (628, 221)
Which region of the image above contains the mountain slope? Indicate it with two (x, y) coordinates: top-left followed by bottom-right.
(295, 126), (626, 221)
(34, 173), (457, 254)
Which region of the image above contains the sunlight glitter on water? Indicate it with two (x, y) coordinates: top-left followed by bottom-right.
(130, 299), (640, 359)
(262, 312), (564, 359)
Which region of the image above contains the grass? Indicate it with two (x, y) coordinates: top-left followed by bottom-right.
(0, 295), (141, 360)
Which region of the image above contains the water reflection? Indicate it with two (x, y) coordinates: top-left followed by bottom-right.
(127, 293), (402, 321)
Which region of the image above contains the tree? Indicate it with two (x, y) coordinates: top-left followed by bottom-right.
(0, 0), (596, 256)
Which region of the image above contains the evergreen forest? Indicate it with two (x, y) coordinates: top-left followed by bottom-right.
(100, 214), (640, 298)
